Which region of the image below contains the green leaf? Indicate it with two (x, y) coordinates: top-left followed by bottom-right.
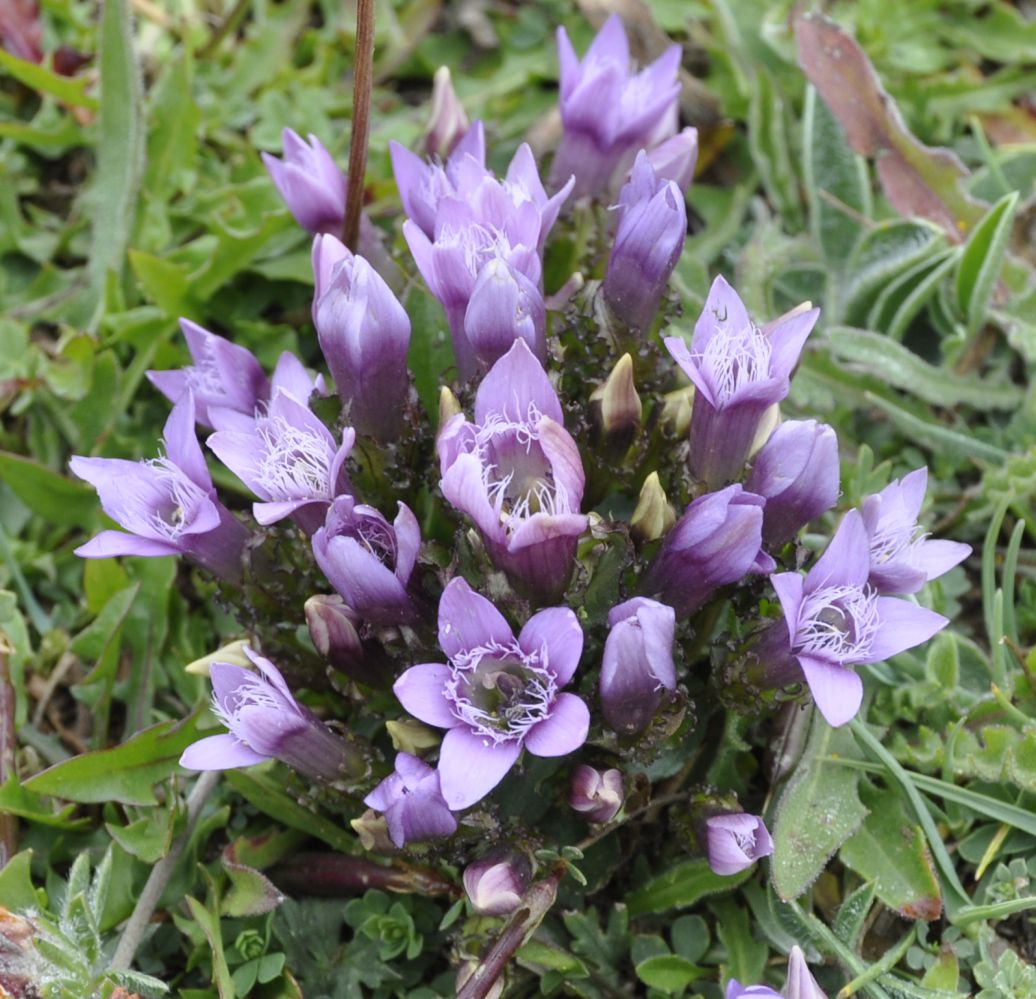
(0, 451), (97, 529)
(826, 327), (1022, 410)
(712, 898), (767, 985)
(128, 251), (191, 317)
(25, 714), (203, 806)
(841, 220), (944, 324)
(89, 0), (145, 310)
(802, 85), (870, 268)
(0, 776), (89, 830)
(865, 249), (958, 340)
(863, 392), (1008, 464)
(0, 49), (99, 109)
(748, 68), (801, 229)
(223, 769), (356, 853)
(635, 954), (704, 992)
(105, 811), (175, 864)
(222, 860), (284, 917)
(921, 948), (960, 991)
(771, 713), (869, 901)
(72, 584), (139, 664)
(832, 880), (877, 950)
(144, 48), (199, 200)
(627, 858), (752, 917)
(840, 784), (942, 921)
(955, 190), (1019, 335)
(0, 850), (40, 912)
(186, 894), (236, 999)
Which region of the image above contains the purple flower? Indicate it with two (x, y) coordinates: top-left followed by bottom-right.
(363, 752), (457, 848)
(71, 394), (247, 581)
(642, 485), (774, 620)
(437, 339), (588, 601)
(311, 234), (411, 440)
(463, 851), (532, 915)
(646, 126), (699, 193)
(550, 14), (681, 197)
(391, 120), (488, 240)
(705, 813), (774, 876)
(727, 946), (828, 999)
(146, 319), (269, 430)
(570, 765), (624, 823)
(665, 277), (820, 488)
(424, 66), (469, 158)
(312, 495), (420, 624)
(861, 467), (970, 594)
(261, 128), (346, 236)
(393, 577), (588, 810)
(599, 597), (676, 736)
(604, 151), (687, 332)
(207, 388), (353, 535)
(180, 647), (357, 781)
(400, 134), (570, 379)
(746, 420), (840, 547)
(463, 257), (546, 369)
(763, 510), (949, 726)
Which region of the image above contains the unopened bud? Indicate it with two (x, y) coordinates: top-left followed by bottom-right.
(590, 353), (641, 452)
(306, 594), (391, 689)
(661, 384), (695, 437)
(351, 809), (396, 852)
(438, 385), (462, 432)
(570, 765), (624, 823)
(630, 472), (676, 543)
(386, 718), (442, 755)
(424, 67), (469, 158)
(185, 639), (251, 677)
(463, 851), (532, 916)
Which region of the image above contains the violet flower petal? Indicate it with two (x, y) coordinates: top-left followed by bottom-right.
(437, 727), (522, 810)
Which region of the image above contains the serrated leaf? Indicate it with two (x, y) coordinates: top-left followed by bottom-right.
(840, 785), (942, 920)
(627, 858), (752, 917)
(772, 713), (869, 901)
(826, 327), (1022, 410)
(802, 85), (870, 267)
(955, 190), (1019, 334)
(25, 713), (203, 806)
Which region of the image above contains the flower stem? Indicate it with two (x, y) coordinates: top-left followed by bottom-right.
(343, 0), (375, 251)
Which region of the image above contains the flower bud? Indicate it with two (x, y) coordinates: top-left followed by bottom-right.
(785, 945), (828, 999)
(350, 809), (397, 852)
(590, 353), (641, 454)
(261, 129), (346, 236)
(463, 852), (532, 916)
(570, 764), (624, 823)
(642, 485), (773, 619)
(312, 235), (411, 440)
(424, 66), (469, 158)
(185, 639), (251, 677)
(746, 420), (840, 546)
(463, 257), (547, 370)
(630, 471), (675, 543)
(603, 152), (686, 332)
(386, 718), (442, 755)
(646, 126), (699, 194)
(438, 385), (462, 431)
(661, 385), (695, 437)
(703, 812), (773, 876)
(600, 597), (676, 736)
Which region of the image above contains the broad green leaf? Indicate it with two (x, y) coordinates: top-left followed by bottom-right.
(955, 190), (1019, 334)
(224, 769), (356, 853)
(0, 850), (40, 913)
(517, 939), (590, 977)
(25, 714), (203, 806)
(771, 713), (869, 901)
(826, 327), (1022, 410)
(144, 49), (199, 200)
(921, 948), (960, 991)
(0, 776), (89, 830)
(802, 85), (870, 267)
(840, 784), (942, 920)
(105, 811), (175, 863)
(635, 954), (704, 992)
(128, 251), (191, 318)
(627, 858), (752, 917)
(89, 0), (145, 311)
(221, 860), (284, 917)
(71, 584), (139, 664)
(0, 451), (97, 529)
(840, 220), (944, 324)
(712, 898), (767, 986)
(0, 49), (99, 109)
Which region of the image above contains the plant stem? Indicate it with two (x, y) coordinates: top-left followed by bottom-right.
(343, 0), (375, 251)
(0, 651), (16, 866)
(111, 770), (221, 970)
(457, 870), (563, 999)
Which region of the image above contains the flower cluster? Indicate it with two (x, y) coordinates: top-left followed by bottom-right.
(66, 13), (973, 993)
